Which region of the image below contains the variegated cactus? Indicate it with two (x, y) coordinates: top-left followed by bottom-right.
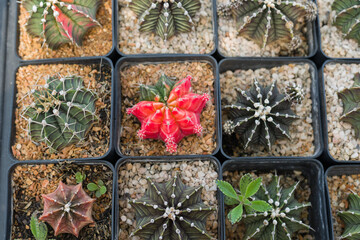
(21, 0), (102, 49)
(129, 0), (201, 41)
(217, 0), (318, 50)
(338, 193), (360, 239)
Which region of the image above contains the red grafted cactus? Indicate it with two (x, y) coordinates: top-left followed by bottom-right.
(126, 74), (210, 153)
(39, 181), (95, 237)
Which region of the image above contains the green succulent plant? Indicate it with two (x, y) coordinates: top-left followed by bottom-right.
(332, 0), (360, 45)
(75, 171), (86, 183)
(129, 173), (214, 239)
(338, 193), (360, 240)
(21, 75), (98, 152)
(87, 180), (107, 198)
(30, 212), (48, 240)
(129, 0), (201, 41)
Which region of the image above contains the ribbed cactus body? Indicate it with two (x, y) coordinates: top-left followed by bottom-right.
(338, 193), (360, 240)
(23, 75), (98, 151)
(22, 0), (101, 49)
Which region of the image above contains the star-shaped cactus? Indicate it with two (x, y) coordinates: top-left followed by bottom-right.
(242, 173), (313, 240)
(338, 193), (360, 239)
(126, 74), (210, 153)
(39, 181), (96, 237)
(129, 173), (214, 239)
(222, 79), (299, 150)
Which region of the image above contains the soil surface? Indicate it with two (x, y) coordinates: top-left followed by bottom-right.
(11, 162), (113, 240)
(12, 63), (112, 160)
(119, 61), (217, 156)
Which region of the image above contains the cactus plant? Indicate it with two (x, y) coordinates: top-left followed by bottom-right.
(217, 0), (318, 50)
(338, 73), (360, 140)
(285, 82), (305, 104)
(222, 79), (299, 150)
(129, 173), (214, 239)
(241, 172), (313, 240)
(338, 193), (360, 239)
(21, 0), (102, 49)
(126, 74), (210, 153)
(39, 181), (96, 237)
(21, 75), (98, 152)
(332, 0), (360, 45)
(129, 0), (201, 41)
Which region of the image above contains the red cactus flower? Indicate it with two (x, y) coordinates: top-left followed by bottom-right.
(39, 181), (95, 237)
(127, 75), (210, 153)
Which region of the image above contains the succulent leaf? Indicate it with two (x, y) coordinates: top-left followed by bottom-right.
(22, 0), (101, 49)
(338, 193), (360, 240)
(30, 213), (48, 240)
(22, 75), (98, 152)
(130, 173), (214, 239)
(222, 79), (299, 150)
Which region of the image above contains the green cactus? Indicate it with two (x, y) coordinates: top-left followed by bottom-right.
(21, 75), (98, 152)
(338, 193), (360, 240)
(332, 0), (360, 45)
(222, 79), (300, 150)
(129, 173), (214, 239)
(129, 0), (201, 41)
(242, 172), (313, 240)
(217, 0), (318, 50)
(337, 73), (360, 140)
(21, 0), (102, 49)
(285, 82), (305, 104)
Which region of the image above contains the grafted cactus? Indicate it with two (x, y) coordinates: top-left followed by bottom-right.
(127, 74), (209, 153)
(332, 0), (360, 45)
(338, 73), (360, 139)
(129, 173), (214, 239)
(338, 193), (360, 240)
(22, 75), (98, 152)
(21, 0), (102, 49)
(217, 0), (318, 50)
(222, 80), (299, 150)
(129, 0), (201, 41)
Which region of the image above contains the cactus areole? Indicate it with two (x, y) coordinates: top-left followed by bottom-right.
(39, 181), (96, 237)
(126, 74), (210, 153)
(21, 0), (102, 49)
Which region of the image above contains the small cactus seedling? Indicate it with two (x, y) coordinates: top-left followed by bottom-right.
(222, 79), (299, 150)
(39, 181), (96, 237)
(129, 0), (201, 41)
(217, 0), (318, 50)
(21, 0), (102, 49)
(129, 173), (214, 239)
(21, 75), (98, 152)
(338, 193), (360, 239)
(87, 180), (107, 198)
(127, 74), (209, 153)
(332, 0), (360, 45)
(338, 73), (360, 139)
(285, 82), (305, 104)
(242, 173), (313, 239)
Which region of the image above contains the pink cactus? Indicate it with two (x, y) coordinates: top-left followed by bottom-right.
(127, 75), (210, 153)
(39, 181), (95, 237)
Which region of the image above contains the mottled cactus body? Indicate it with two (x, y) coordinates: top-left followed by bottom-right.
(130, 173), (214, 239)
(338, 193), (360, 240)
(127, 74), (209, 153)
(129, 0), (201, 41)
(332, 0), (360, 45)
(39, 181), (96, 237)
(217, 0), (318, 50)
(242, 173), (313, 240)
(338, 73), (360, 139)
(22, 0), (101, 49)
(22, 75), (98, 151)
(222, 80), (299, 150)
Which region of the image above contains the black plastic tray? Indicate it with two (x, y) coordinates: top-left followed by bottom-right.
(218, 58), (323, 159)
(221, 158), (329, 240)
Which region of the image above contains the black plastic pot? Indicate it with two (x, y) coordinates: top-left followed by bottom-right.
(324, 165), (360, 240)
(8, 0), (117, 61)
(221, 158), (329, 240)
(114, 55), (221, 157)
(219, 58), (323, 159)
(320, 59), (360, 164)
(4, 57), (115, 162)
(6, 159), (117, 240)
(114, 156), (224, 240)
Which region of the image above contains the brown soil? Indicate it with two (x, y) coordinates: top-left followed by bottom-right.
(11, 162), (113, 240)
(119, 61), (217, 156)
(18, 0), (113, 60)
(12, 63), (111, 160)
(223, 170), (313, 240)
